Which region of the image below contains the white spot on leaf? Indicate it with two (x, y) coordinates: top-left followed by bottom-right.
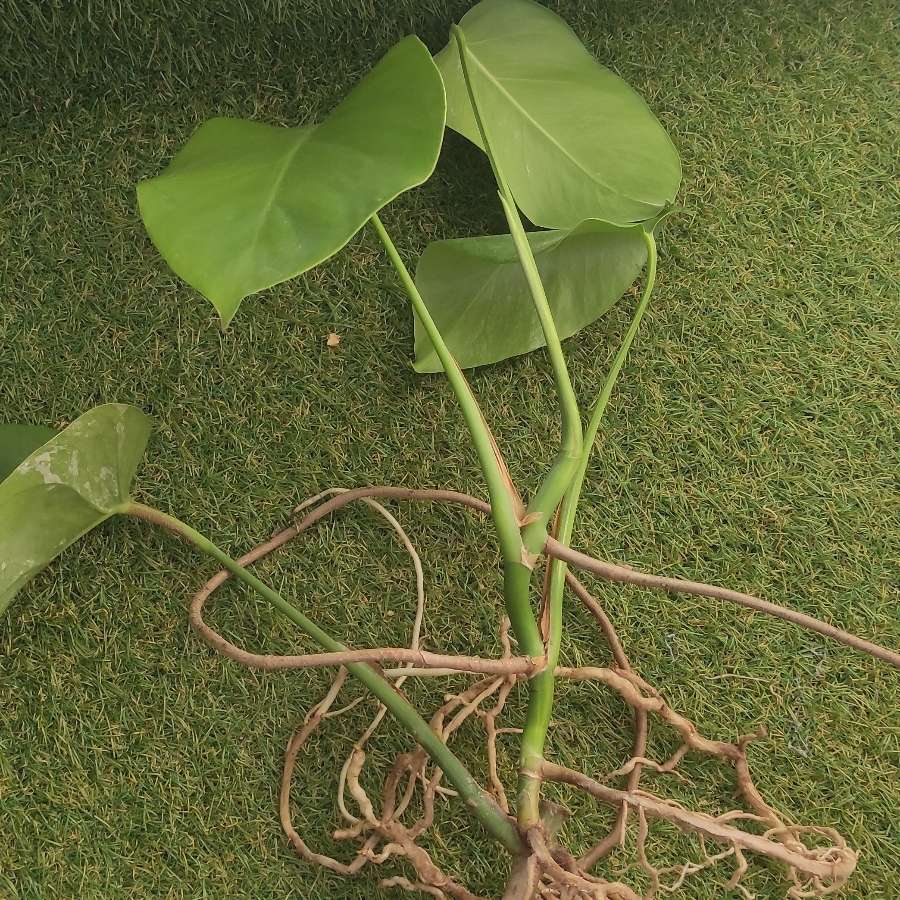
(20, 452), (63, 485)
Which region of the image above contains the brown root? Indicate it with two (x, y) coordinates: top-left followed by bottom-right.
(187, 486), (862, 898)
(278, 485), (900, 669)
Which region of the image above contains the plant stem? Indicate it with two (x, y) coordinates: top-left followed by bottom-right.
(451, 25), (583, 558)
(452, 23), (587, 827)
(518, 232), (657, 824)
(369, 213), (542, 654)
(123, 501), (524, 854)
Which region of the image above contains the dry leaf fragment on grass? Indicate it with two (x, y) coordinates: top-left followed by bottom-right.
(327, 333), (341, 347)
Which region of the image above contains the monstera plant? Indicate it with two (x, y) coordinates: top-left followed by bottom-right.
(3, 1), (895, 897)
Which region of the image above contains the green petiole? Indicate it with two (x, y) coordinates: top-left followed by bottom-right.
(124, 501), (524, 854)
(518, 230), (658, 824)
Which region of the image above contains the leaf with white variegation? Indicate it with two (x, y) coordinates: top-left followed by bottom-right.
(0, 405), (152, 615)
(0, 424), (58, 481)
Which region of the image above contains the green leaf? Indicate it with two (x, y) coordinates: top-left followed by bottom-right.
(0, 404), (152, 615)
(414, 219), (648, 372)
(0, 424), (58, 481)
(138, 36), (446, 325)
(436, 0), (681, 229)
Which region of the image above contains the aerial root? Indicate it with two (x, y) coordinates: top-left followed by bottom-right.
(191, 486), (861, 897)
(288, 486), (900, 669)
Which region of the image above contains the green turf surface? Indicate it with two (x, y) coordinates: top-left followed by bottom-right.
(1, 0), (898, 896)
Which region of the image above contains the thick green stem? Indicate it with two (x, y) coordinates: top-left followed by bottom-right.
(452, 24), (586, 827)
(518, 231), (657, 825)
(451, 25), (583, 558)
(124, 501), (523, 854)
(370, 213), (542, 657)
(503, 561), (545, 659)
(370, 214), (521, 563)
(498, 193), (584, 557)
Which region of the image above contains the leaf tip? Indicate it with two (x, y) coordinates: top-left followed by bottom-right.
(212, 296), (241, 330)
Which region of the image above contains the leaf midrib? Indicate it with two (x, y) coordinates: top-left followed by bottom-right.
(238, 127), (316, 282)
(465, 51), (623, 204)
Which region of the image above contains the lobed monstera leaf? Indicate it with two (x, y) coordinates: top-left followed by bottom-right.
(436, 0), (681, 229)
(414, 219), (650, 371)
(138, 35), (446, 325)
(0, 404), (152, 615)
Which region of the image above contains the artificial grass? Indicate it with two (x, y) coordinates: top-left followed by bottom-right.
(1, 0), (898, 897)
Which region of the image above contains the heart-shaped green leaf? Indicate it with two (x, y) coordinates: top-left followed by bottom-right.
(414, 220), (649, 372)
(413, 219), (650, 372)
(138, 35), (446, 325)
(436, 0), (681, 229)
(0, 404), (152, 615)
(0, 424), (58, 481)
